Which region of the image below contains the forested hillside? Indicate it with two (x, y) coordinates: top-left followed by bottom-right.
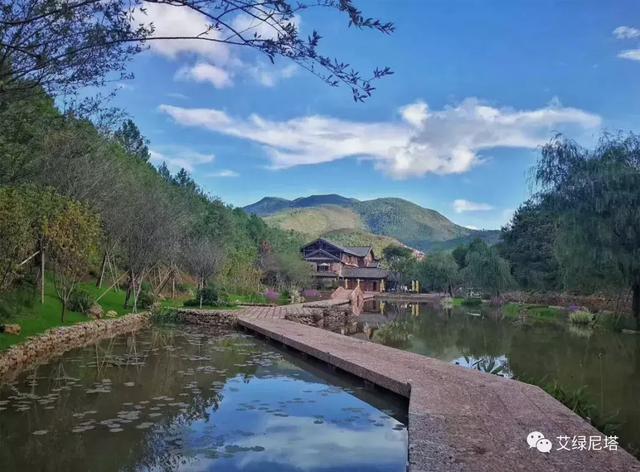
(247, 195), (500, 251)
(0, 87), (308, 317)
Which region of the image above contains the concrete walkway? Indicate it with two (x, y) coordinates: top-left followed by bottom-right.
(232, 307), (640, 472)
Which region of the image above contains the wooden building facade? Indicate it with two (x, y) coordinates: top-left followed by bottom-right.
(301, 238), (389, 292)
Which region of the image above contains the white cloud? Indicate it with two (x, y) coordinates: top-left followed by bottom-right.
(618, 49), (640, 61)
(453, 199), (494, 213)
(248, 63), (298, 87)
(208, 169), (239, 177)
(149, 148), (215, 172)
(134, 2), (299, 88)
(613, 26), (640, 39)
(176, 63), (233, 89)
(134, 2), (231, 63)
(158, 98), (601, 179)
(399, 101), (428, 128)
(464, 225), (479, 230)
(167, 92), (188, 100)
(185, 415), (406, 471)
(612, 26), (640, 62)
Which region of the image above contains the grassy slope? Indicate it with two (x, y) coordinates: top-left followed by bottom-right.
(0, 277), (132, 351)
(263, 205), (407, 253)
(353, 198), (471, 249)
(264, 205), (366, 237)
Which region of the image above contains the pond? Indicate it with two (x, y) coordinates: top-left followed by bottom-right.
(0, 325), (408, 471)
(356, 299), (640, 456)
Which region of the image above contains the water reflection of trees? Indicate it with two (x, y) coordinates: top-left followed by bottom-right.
(371, 301), (640, 456)
(0, 326), (266, 472)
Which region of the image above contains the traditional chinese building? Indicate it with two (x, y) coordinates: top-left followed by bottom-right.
(301, 238), (389, 292)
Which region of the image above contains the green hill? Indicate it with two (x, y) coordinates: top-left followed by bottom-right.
(245, 194), (500, 252)
(264, 206), (365, 236)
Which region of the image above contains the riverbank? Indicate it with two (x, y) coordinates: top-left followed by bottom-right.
(0, 312), (150, 382)
(0, 278), (139, 351)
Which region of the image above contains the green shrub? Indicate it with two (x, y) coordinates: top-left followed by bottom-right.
(461, 297), (482, 306)
(183, 287), (220, 307)
(595, 312), (633, 332)
(68, 289), (93, 313)
(136, 289), (156, 309)
(569, 310), (593, 325)
(372, 321), (411, 348)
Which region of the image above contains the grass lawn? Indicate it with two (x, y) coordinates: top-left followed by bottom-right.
(0, 277), (132, 351)
(502, 302), (565, 321)
(0, 276), (257, 351)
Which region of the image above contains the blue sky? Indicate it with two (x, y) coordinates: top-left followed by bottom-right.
(110, 0), (640, 229)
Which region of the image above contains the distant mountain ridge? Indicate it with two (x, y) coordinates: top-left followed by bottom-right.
(245, 194), (357, 215)
(243, 194), (500, 252)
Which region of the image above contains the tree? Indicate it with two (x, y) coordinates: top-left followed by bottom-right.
(417, 252), (459, 296)
(260, 240), (311, 290)
(158, 161), (172, 182)
(181, 236), (225, 308)
(382, 245), (417, 285)
(464, 245), (514, 298)
(451, 244), (468, 270)
(1, 0), (393, 101)
(499, 198), (560, 291)
(114, 119), (150, 161)
(535, 133), (640, 325)
(118, 180), (181, 310)
(45, 200), (101, 321)
(173, 168), (198, 193)
(0, 187), (36, 291)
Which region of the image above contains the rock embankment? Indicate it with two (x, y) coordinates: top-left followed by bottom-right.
(171, 309), (238, 329)
(0, 313), (150, 383)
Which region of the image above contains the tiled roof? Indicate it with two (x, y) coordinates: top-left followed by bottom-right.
(342, 246), (372, 257)
(302, 238), (373, 258)
(341, 267), (389, 279)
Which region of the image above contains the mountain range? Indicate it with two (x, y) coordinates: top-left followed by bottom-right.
(243, 194), (500, 253)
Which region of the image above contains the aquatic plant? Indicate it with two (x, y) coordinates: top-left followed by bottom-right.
(464, 356), (507, 377)
(594, 312), (636, 332)
(372, 321), (411, 348)
(289, 289), (304, 304)
(461, 297), (482, 307)
(569, 310), (594, 325)
(440, 296), (454, 309)
(517, 376), (622, 440)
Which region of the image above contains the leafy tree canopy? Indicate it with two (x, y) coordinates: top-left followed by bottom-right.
(1, 0), (393, 101)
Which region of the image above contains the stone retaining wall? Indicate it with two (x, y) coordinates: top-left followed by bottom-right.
(0, 313), (151, 383)
(285, 307), (359, 334)
(503, 291), (630, 314)
(171, 309), (238, 329)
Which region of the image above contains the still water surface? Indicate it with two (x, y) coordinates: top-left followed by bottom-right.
(360, 300), (640, 455)
(0, 326), (407, 471)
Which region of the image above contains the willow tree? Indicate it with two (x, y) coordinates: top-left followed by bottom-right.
(536, 133), (640, 325)
(463, 245), (514, 298)
(417, 252), (459, 295)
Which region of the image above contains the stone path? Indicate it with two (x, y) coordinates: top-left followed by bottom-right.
(233, 309), (640, 472)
